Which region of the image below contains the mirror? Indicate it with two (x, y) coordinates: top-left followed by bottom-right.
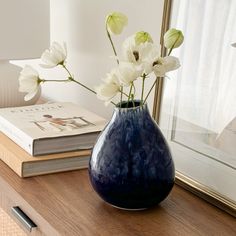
(154, 0), (236, 216)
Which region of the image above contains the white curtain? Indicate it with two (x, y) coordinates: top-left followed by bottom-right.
(171, 0), (236, 134)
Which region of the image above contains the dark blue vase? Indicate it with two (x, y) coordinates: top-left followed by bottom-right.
(89, 101), (175, 210)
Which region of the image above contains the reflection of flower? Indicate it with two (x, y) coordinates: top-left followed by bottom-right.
(106, 12), (128, 35)
(40, 42), (67, 68)
(19, 65), (41, 101)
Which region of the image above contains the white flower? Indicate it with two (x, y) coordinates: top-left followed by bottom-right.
(122, 35), (139, 63)
(164, 28), (184, 49)
(106, 12), (128, 35)
(19, 65), (41, 101)
(153, 56), (180, 77)
(122, 36), (160, 74)
(117, 62), (143, 86)
(95, 70), (121, 103)
(138, 42), (160, 74)
(40, 42), (67, 68)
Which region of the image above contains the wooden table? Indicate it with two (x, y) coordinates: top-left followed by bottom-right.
(0, 160), (235, 236)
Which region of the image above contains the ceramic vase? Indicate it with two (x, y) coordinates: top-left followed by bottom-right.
(89, 101), (175, 210)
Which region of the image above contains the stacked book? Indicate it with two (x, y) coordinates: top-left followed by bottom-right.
(0, 102), (106, 177)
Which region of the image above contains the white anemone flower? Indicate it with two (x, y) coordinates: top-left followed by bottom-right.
(95, 70), (121, 103)
(40, 42), (67, 68)
(153, 56), (180, 77)
(138, 42), (160, 74)
(122, 35), (139, 63)
(19, 65), (41, 101)
(122, 35), (160, 75)
(117, 62), (143, 86)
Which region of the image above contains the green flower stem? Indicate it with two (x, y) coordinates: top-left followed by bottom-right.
(72, 78), (116, 106)
(141, 74), (146, 105)
(167, 34), (181, 56)
(132, 82), (136, 96)
(120, 87), (123, 105)
(120, 86), (123, 108)
(61, 64), (97, 95)
(127, 83), (133, 107)
(70, 78), (97, 95)
(41, 79), (69, 83)
(106, 25), (123, 105)
(143, 77), (159, 104)
(119, 88), (130, 106)
(61, 64), (116, 106)
(131, 94), (135, 107)
(106, 26), (119, 65)
(131, 82), (136, 107)
(42, 77), (98, 96)
(126, 82), (135, 107)
(62, 64), (74, 78)
(120, 91), (129, 98)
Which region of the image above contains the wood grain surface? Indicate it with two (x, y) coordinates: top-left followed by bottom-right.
(0, 160), (235, 236)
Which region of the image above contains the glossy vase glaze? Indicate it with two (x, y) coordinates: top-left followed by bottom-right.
(89, 101), (175, 210)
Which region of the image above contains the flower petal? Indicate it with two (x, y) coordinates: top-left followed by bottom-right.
(24, 88), (38, 101)
(118, 62), (142, 86)
(18, 65), (40, 101)
(40, 42), (67, 68)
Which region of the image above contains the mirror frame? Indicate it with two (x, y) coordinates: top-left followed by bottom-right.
(153, 0), (236, 217)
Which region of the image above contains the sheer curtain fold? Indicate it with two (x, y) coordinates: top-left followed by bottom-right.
(172, 0), (236, 134)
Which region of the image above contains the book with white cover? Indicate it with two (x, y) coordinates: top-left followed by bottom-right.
(0, 102), (106, 156)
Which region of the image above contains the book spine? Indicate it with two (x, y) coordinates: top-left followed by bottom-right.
(0, 141), (22, 177)
(24, 164), (88, 177)
(0, 116), (33, 155)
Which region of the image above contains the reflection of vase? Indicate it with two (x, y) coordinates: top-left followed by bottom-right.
(0, 61), (40, 108)
(89, 101), (175, 210)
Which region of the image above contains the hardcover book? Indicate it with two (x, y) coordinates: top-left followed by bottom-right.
(0, 102), (106, 156)
(0, 132), (91, 177)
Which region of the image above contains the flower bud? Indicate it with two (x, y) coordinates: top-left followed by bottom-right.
(106, 12), (128, 35)
(135, 31), (153, 45)
(164, 28), (184, 49)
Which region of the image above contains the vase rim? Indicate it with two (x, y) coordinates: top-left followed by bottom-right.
(115, 100), (147, 111)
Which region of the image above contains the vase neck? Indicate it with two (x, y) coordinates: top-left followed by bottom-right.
(112, 102), (151, 120)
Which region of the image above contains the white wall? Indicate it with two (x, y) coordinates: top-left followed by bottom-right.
(41, 0), (164, 119)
